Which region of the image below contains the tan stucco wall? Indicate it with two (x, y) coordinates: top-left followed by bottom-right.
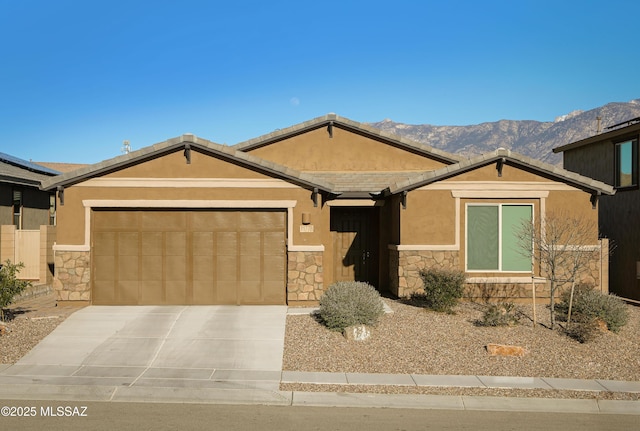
(246, 126), (449, 172)
(400, 190), (456, 245)
(106, 150), (268, 179)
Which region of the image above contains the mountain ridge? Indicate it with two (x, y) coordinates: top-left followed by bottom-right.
(368, 99), (640, 165)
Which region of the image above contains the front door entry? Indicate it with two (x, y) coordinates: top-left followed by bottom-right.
(330, 207), (379, 286)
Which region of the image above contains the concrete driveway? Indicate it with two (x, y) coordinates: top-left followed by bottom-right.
(0, 305), (289, 401)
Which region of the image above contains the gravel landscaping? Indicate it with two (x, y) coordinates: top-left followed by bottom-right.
(281, 299), (640, 399)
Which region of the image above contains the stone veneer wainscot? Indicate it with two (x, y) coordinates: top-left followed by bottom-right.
(287, 251), (324, 302)
(53, 251), (91, 301)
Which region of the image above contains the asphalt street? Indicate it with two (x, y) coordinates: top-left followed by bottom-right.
(0, 401), (635, 431)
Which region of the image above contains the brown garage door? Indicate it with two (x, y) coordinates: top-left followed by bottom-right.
(91, 209), (286, 305)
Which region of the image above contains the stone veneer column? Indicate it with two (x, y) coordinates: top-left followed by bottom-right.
(287, 251), (324, 302)
(53, 250), (90, 301)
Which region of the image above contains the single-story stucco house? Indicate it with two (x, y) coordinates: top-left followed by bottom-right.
(40, 114), (614, 305)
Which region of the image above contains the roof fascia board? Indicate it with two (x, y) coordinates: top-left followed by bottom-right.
(0, 175), (43, 187)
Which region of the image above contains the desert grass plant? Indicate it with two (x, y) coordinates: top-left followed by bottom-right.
(317, 281), (384, 331)
(0, 260), (31, 321)
(556, 284), (629, 333)
(477, 302), (520, 327)
(411, 268), (466, 313)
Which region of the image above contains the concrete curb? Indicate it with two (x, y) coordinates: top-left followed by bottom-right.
(0, 384), (637, 414)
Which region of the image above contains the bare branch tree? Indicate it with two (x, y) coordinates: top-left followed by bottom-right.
(517, 211), (599, 329)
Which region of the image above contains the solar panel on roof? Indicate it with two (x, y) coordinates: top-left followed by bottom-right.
(0, 152), (60, 175)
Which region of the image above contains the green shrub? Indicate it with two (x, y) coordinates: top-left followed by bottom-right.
(318, 281), (384, 331)
(412, 268), (466, 313)
(0, 260), (31, 321)
(478, 302), (520, 327)
(557, 285), (629, 333)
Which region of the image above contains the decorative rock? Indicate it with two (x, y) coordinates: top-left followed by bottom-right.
(344, 324), (371, 341)
(0, 322), (10, 336)
(486, 343), (526, 357)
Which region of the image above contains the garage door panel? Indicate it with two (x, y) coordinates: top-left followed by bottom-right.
(93, 280), (115, 304)
(263, 255), (284, 281)
(140, 280), (163, 303)
(240, 255), (261, 282)
(118, 232), (139, 256)
(216, 255), (237, 282)
(93, 254), (115, 281)
(94, 211), (138, 231)
(263, 232), (285, 255)
(263, 281), (285, 304)
(92, 209), (285, 305)
(239, 211), (283, 230)
(192, 232), (213, 256)
(141, 211), (186, 231)
(192, 282), (214, 304)
(141, 232), (162, 255)
(117, 281), (139, 304)
(141, 255), (162, 280)
(118, 255), (139, 282)
(166, 282), (187, 304)
(93, 232), (116, 255)
(238, 281), (262, 304)
(165, 232), (186, 256)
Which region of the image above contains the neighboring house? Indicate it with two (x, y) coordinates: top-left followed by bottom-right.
(553, 117), (640, 302)
(0, 152), (59, 281)
(40, 114), (613, 305)
(0, 152), (59, 228)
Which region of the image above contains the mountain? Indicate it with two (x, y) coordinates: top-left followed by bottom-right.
(368, 99), (640, 165)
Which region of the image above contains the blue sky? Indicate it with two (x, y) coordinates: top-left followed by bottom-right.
(1, 0), (639, 164)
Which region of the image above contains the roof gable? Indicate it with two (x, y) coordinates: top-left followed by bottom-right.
(387, 148), (615, 196)
(40, 134), (334, 193)
(233, 113), (462, 168)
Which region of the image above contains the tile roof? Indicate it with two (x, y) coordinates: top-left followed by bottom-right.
(308, 171), (421, 193)
(40, 134), (335, 193)
(233, 113), (462, 164)
(34, 162), (91, 173)
(387, 148), (615, 196)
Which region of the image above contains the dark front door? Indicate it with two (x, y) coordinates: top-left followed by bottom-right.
(330, 207), (379, 286)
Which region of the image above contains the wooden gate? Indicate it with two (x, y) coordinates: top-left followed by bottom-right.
(14, 230), (40, 279)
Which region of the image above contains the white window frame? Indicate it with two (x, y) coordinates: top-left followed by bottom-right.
(465, 203), (534, 273)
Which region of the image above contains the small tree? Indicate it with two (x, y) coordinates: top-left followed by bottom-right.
(0, 260), (31, 321)
(517, 211), (598, 329)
